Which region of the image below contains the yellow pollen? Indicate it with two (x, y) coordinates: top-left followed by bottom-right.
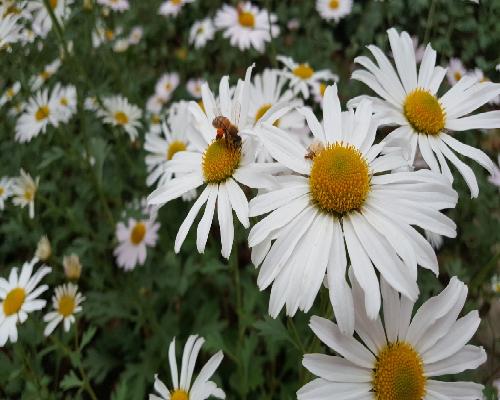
(24, 188), (34, 201)
(238, 11), (255, 28)
(6, 88), (15, 98)
(309, 143), (370, 215)
(58, 294), (75, 317)
(3, 288), (26, 316)
(5, 6), (21, 15)
(329, 0), (340, 9)
(202, 140), (241, 183)
(114, 111), (129, 125)
(151, 114), (161, 124)
(167, 140), (187, 160)
(40, 71), (50, 80)
(171, 0), (182, 5)
(170, 390), (189, 400)
(35, 105), (49, 121)
(165, 83), (172, 91)
(50, 0), (58, 8)
(373, 342), (426, 400)
(60, 97), (68, 106)
(0, 187), (4, 196)
(403, 89), (445, 136)
(105, 30), (115, 41)
(293, 64), (314, 80)
(454, 72), (462, 82)
(255, 104), (279, 126)
(319, 82), (327, 97)
(130, 222), (146, 245)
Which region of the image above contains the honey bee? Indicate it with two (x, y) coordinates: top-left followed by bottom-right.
(212, 103), (242, 149)
(304, 141), (324, 160)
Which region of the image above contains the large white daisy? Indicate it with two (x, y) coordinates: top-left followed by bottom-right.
(99, 95), (143, 141)
(27, 0), (73, 38)
(298, 275), (486, 400)
(149, 335), (225, 400)
(0, 258), (51, 346)
(249, 84), (458, 334)
(348, 28), (500, 197)
(43, 283), (85, 336)
(214, 2), (279, 53)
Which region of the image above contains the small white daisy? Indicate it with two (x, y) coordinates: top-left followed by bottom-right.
(0, 81), (20, 106)
(92, 22), (122, 48)
(0, 7), (22, 49)
(30, 58), (62, 91)
(155, 73), (180, 103)
(113, 38), (129, 52)
(316, 0), (353, 23)
(447, 57), (467, 85)
(277, 55), (338, 99)
(349, 28), (500, 198)
(43, 283), (85, 336)
(189, 18), (215, 49)
(27, 0), (73, 39)
(250, 85), (457, 332)
(11, 169), (39, 219)
(96, 0), (129, 12)
(298, 275), (486, 400)
(0, 258), (51, 346)
(114, 211), (160, 271)
(99, 95), (143, 141)
(0, 177), (12, 210)
(149, 335), (225, 400)
(214, 2), (280, 53)
(128, 26), (143, 45)
(186, 78), (206, 99)
(147, 95), (166, 115)
(15, 89), (60, 143)
(158, 0), (194, 17)
(52, 83), (77, 123)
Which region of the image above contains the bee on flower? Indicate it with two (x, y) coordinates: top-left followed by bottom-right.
(98, 95), (143, 141)
(158, 0), (194, 17)
(11, 169), (39, 219)
(316, 0), (353, 23)
(43, 283), (85, 336)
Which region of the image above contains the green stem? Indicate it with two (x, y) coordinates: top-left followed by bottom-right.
(423, 0), (437, 45)
(287, 317), (305, 353)
(74, 322), (98, 400)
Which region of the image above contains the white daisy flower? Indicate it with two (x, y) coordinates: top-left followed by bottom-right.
(96, 0), (129, 12)
(0, 258), (51, 347)
(0, 177), (12, 210)
(27, 0), (73, 39)
(298, 275), (486, 400)
(30, 58), (62, 91)
(147, 95), (166, 115)
(447, 57), (467, 85)
(187, 78), (206, 99)
(155, 73), (180, 103)
(43, 283), (85, 336)
(348, 28), (500, 197)
(35, 235), (51, 261)
(84, 96), (99, 112)
(189, 18), (215, 49)
(99, 95), (143, 141)
(15, 89), (60, 143)
(249, 84), (458, 333)
(92, 22), (122, 48)
(113, 38), (129, 52)
(0, 7), (22, 49)
(11, 169), (39, 219)
(214, 2), (280, 53)
(114, 212), (160, 271)
(277, 55), (338, 99)
(149, 335), (225, 400)
(52, 83), (77, 123)
(148, 65), (283, 259)
(158, 0), (194, 17)
(0, 81), (20, 106)
(316, 0), (353, 23)
(488, 154), (500, 189)
(128, 26), (143, 45)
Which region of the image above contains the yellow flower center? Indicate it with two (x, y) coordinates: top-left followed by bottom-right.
(114, 111), (129, 126)
(202, 140), (241, 183)
(454, 71), (462, 82)
(171, 390), (189, 400)
(373, 342), (426, 400)
(130, 222), (146, 245)
(319, 82), (327, 97)
(5, 6), (21, 15)
(35, 105), (50, 121)
(309, 143), (370, 215)
(3, 288), (26, 316)
(167, 140), (187, 160)
(58, 294), (76, 317)
(40, 71), (50, 80)
(6, 88), (15, 98)
(105, 30), (115, 41)
(238, 11), (255, 28)
(171, 0), (182, 5)
(165, 83), (172, 91)
(151, 114), (161, 124)
(329, 0), (340, 9)
(50, 0), (58, 8)
(293, 64), (314, 80)
(60, 97), (68, 106)
(24, 187), (35, 201)
(403, 89), (445, 136)
(0, 187), (4, 196)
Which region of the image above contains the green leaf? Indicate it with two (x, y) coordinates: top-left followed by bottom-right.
(80, 326), (98, 351)
(60, 370), (83, 391)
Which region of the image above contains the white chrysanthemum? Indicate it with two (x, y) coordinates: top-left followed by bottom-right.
(30, 58), (61, 91)
(97, 0), (129, 12)
(298, 276), (486, 400)
(128, 26), (143, 45)
(148, 66), (283, 258)
(92, 21), (122, 48)
(146, 95), (166, 115)
(316, 0), (352, 22)
(0, 259), (51, 346)
(0, 7), (22, 49)
(187, 78), (205, 99)
(349, 28), (500, 197)
(84, 96), (99, 112)
(277, 55), (338, 99)
(0, 177), (12, 210)
(158, 0), (194, 17)
(99, 95), (143, 141)
(27, 0), (73, 38)
(43, 283), (85, 336)
(155, 73), (180, 103)
(189, 18), (215, 49)
(114, 212), (160, 271)
(214, 2), (280, 53)
(447, 57), (467, 85)
(52, 83), (77, 123)
(113, 38), (129, 52)
(149, 335), (225, 400)
(0, 81), (20, 106)
(249, 84), (458, 333)
(15, 89), (60, 143)
(11, 169), (39, 218)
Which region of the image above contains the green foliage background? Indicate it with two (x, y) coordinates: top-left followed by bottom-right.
(0, 0), (499, 399)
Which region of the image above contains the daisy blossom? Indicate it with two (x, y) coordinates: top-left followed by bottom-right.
(128, 26), (143, 45)
(43, 283), (85, 336)
(0, 7), (22, 49)
(15, 89), (60, 143)
(158, 0), (194, 17)
(148, 66), (283, 259)
(30, 58), (62, 91)
(249, 84), (458, 333)
(11, 169), (39, 218)
(63, 253), (82, 280)
(149, 335), (225, 400)
(447, 57), (467, 85)
(147, 95), (166, 116)
(0, 81), (20, 106)
(187, 78), (206, 99)
(27, 0), (73, 39)
(189, 18), (215, 49)
(0, 177), (12, 210)
(348, 28), (500, 197)
(277, 55), (338, 99)
(52, 83), (77, 123)
(97, 0), (129, 12)
(155, 73), (180, 102)
(316, 0), (353, 23)
(35, 235), (51, 261)
(214, 2), (280, 53)
(99, 95), (143, 141)
(0, 258), (51, 346)
(298, 275), (486, 400)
